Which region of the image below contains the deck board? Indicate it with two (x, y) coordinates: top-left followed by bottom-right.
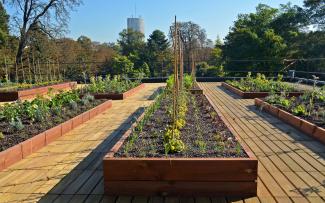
(1, 82), (325, 203)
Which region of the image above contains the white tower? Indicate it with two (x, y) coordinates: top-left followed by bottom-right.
(127, 17), (145, 34)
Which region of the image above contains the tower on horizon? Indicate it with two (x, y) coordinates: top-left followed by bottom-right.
(127, 17), (145, 35)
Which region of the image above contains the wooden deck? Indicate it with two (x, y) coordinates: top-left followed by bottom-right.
(0, 82), (325, 203)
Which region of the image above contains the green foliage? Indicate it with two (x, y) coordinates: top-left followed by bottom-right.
(196, 62), (225, 77)
(195, 140), (207, 153)
(0, 131), (4, 140)
(266, 87), (325, 121)
(84, 75), (140, 94)
(183, 74), (193, 89)
(166, 75), (174, 90)
(111, 55), (134, 76)
(146, 30), (171, 77)
(0, 89), (95, 133)
(0, 2), (9, 46)
(10, 118), (24, 131)
(292, 104), (307, 116)
(118, 29), (145, 56)
(226, 73), (296, 92)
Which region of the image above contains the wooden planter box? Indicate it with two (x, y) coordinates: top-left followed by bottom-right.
(91, 84), (145, 100)
(189, 89), (203, 94)
(222, 82), (303, 99)
(0, 100), (112, 171)
(103, 96), (258, 196)
(255, 98), (325, 144)
(0, 82), (77, 102)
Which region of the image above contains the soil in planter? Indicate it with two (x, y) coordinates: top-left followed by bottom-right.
(266, 98), (325, 129)
(115, 92), (248, 158)
(0, 99), (105, 152)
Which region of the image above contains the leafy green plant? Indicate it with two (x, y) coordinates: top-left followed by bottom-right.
(195, 140), (207, 153)
(166, 75), (174, 90)
(83, 75), (140, 94)
(292, 105), (307, 116)
(227, 73), (297, 93)
(69, 100), (78, 110)
(0, 132), (4, 140)
(183, 74), (193, 89)
(10, 118), (24, 131)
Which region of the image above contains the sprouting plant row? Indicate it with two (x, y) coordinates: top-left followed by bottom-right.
(0, 90), (96, 141)
(122, 90), (165, 155)
(226, 72), (298, 93)
(0, 80), (63, 92)
(265, 85), (325, 127)
(81, 75), (140, 94)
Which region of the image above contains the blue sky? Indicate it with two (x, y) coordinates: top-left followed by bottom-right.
(6, 0), (304, 43)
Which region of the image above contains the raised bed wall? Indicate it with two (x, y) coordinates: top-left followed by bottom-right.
(222, 82), (303, 99)
(0, 82), (77, 102)
(0, 99), (112, 171)
(103, 93), (258, 196)
(91, 84), (145, 100)
(255, 98), (325, 145)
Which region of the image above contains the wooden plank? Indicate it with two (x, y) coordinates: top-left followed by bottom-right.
(196, 197), (211, 203)
(104, 159), (257, 181)
(84, 195), (104, 203)
(0, 84), (164, 202)
(133, 196), (149, 203)
(148, 196), (164, 203)
(100, 195), (116, 203)
(115, 196), (133, 203)
(201, 83), (323, 202)
(211, 197), (227, 203)
(105, 181), (257, 196)
(200, 83), (312, 201)
(179, 197), (195, 203)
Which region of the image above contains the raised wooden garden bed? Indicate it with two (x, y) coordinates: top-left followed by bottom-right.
(222, 82), (303, 99)
(91, 83), (145, 100)
(103, 94), (258, 196)
(0, 82), (77, 102)
(189, 81), (203, 94)
(0, 99), (112, 171)
(255, 98), (325, 144)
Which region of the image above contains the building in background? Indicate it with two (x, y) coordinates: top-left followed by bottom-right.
(127, 17), (145, 34)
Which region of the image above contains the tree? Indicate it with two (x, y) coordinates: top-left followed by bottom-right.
(118, 29), (145, 56)
(170, 21), (208, 73)
(304, 0), (325, 29)
(223, 4), (287, 72)
(140, 62), (150, 77)
(146, 30), (170, 77)
(0, 1), (9, 46)
(4, 0), (82, 64)
(111, 55), (134, 76)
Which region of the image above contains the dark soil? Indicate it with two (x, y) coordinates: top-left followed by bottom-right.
(115, 92), (248, 158)
(0, 100), (104, 151)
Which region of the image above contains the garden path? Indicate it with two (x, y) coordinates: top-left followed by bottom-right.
(200, 82), (325, 203)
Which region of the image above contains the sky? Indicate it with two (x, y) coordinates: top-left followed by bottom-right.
(6, 0), (305, 43)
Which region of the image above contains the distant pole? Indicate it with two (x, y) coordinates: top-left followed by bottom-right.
(28, 57), (32, 82)
(21, 57), (25, 82)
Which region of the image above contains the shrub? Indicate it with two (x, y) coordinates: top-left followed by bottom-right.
(183, 74), (193, 89)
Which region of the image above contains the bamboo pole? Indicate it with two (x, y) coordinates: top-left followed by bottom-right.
(172, 16), (179, 137)
(179, 33), (183, 90)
